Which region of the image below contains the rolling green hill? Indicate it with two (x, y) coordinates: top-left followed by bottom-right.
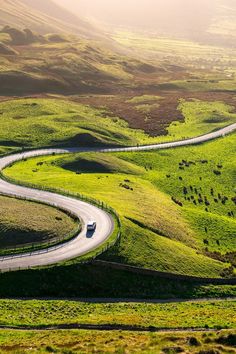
(0, 98), (152, 152)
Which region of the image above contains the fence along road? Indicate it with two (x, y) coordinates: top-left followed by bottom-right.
(0, 123), (236, 271)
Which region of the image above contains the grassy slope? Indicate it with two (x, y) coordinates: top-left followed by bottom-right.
(4, 152), (229, 278)
(0, 195), (77, 248)
(167, 79), (236, 92)
(1, 99), (235, 277)
(117, 133), (236, 255)
(114, 31), (236, 93)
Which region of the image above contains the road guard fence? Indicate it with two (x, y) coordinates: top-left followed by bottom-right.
(0, 170), (122, 272)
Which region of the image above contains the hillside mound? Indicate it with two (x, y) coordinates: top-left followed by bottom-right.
(59, 153), (143, 175)
(1, 26), (43, 45)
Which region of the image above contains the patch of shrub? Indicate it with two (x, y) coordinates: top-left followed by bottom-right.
(45, 346), (56, 353)
(189, 337), (201, 346)
(216, 333), (236, 346)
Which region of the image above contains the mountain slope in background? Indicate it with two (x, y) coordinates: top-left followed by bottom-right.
(0, 0), (103, 39)
(0, 0), (165, 95)
(55, 0), (236, 46)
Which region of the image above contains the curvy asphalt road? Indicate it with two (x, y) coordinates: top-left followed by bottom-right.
(0, 122), (235, 271)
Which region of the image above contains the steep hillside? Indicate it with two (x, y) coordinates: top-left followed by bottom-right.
(0, 0), (103, 39)
(0, 27), (160, 95)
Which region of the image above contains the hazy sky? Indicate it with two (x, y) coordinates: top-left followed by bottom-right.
(55, 0), (217, 33)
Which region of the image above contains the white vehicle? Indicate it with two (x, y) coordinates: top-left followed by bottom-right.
(87, 221), (97, 231)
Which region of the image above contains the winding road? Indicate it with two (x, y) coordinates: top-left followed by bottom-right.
(0, 123), (235, 271)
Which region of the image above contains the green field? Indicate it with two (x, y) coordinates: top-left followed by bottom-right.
(4, 130), (236, 277)
(0, 195), (78, 252)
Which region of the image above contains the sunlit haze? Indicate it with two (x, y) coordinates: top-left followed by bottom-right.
(55, 0), (216, 32)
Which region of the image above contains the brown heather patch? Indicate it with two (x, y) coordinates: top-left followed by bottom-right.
(74, 91), (236, 136)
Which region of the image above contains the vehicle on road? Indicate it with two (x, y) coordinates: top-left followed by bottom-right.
(87, 221), (97, 231)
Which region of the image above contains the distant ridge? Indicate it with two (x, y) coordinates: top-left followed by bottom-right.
(55, 0), (236, 47)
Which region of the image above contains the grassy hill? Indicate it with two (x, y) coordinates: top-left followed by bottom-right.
(0, 98), (153, 153)
(1, 98), (235, 154)
(0, 97), (235, 277)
